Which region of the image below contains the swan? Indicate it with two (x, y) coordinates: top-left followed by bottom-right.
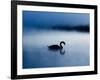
(48, 41), (66, 50)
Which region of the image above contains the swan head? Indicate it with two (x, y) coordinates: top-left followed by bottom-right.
(60, 41), (66, 45)
(60, 41), (66, 48)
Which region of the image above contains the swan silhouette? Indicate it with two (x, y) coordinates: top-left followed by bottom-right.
(48, 41), (66, 50)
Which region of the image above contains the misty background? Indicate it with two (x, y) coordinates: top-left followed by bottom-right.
(23, 11), (90, 32)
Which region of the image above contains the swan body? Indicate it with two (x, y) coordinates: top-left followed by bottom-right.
(48, 41), (66, 50)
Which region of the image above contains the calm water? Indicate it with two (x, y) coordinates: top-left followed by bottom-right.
(23, 30), (90, 69)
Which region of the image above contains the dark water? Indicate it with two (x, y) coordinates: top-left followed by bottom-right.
(23, 30), (90, 69)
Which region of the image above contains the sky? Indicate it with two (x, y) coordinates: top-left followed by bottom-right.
(23, 11), (89, 30)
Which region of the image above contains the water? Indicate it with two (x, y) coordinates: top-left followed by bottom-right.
(23, 30), (90, 69)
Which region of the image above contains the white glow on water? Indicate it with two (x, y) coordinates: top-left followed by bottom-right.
(23, 30), (89, 48)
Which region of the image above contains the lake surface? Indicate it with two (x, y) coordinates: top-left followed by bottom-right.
(23, 30), (90, 69)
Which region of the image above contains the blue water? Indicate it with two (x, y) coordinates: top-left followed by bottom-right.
(23, 30), (90, 69)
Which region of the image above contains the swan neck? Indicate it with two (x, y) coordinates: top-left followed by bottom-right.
(60, 42), (63, 48)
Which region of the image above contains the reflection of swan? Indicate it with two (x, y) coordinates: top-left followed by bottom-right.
(60, 49), (65, 55)
(48, 41), (66, 50)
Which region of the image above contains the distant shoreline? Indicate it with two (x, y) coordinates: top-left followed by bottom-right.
(23, 25), (89, 33)
(52, 25), (89, 32)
